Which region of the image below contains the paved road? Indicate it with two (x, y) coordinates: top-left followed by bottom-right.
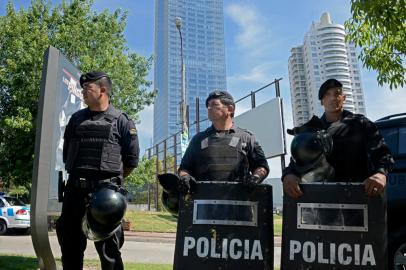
(0, 234), (281, 267)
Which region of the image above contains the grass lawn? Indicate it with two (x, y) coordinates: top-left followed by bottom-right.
(0, 255), (279, 270)
(125, 210), (178, 233)
(125, 210), (283, 236)
(274, 214), (282, 236)
(0, 255), (172, 270)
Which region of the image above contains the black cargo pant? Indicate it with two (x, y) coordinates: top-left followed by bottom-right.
(56, 179), (124, 270)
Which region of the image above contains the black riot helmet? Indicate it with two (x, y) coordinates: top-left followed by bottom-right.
(158, 173), (181, 217)
(161, 191), (179, 217)
(290, 130), (333, 175)
(82, 183), (127, 241)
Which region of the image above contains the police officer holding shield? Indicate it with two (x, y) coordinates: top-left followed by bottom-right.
(282, 78), (394, 197)
(178, 90), (269, 190)
(56, 71), (139, 270)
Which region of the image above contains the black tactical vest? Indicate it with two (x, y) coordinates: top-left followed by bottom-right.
(65, 108), (122, 176)
(197, 132), (248, 181)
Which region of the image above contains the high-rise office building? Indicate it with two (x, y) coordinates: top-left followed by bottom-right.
(288, 12), (366, 126)
(153, 0), (227, 147)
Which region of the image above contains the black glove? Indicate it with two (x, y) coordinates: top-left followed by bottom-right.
(242, 175), (261, 188)
(177, 174), (197, 193)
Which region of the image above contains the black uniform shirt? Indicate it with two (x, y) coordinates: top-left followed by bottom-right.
(283, 110), (394, 182)
(63, 105), (140, 174)
(179, 125), (269, 179)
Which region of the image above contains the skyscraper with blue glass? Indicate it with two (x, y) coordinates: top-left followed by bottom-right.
(153, 0), (227, 146)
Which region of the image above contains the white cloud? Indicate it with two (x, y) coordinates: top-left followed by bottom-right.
(225, 3), (272, 57)
(365, 88), (406, 121)
(228, 62), (275, 84)
(360, 70), (406, 121)
(225, 3), (287, 96)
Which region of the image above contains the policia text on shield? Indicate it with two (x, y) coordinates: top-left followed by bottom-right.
(56, 71), (140, 270)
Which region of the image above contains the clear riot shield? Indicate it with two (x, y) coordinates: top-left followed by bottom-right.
(173, 181), (274, 270)
(281, 182), (387, 270)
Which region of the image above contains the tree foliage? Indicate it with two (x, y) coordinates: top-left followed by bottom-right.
(345, 0), (406, 89)
(125, 156), (176, 189)
(125, 157), (157, 188)
(0, 0), (155, 188)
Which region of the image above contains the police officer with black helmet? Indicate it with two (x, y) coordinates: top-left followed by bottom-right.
(178, 90), (269, 191)
(56, 71), (139, 270)
(282, 78), (394, 198)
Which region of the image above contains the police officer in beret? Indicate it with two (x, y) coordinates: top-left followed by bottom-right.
(282, 78), (394, 198)
(178, 90), (269, 191)
(56, 71), (139, 270)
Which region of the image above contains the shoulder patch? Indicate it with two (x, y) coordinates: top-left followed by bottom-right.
(130, 127), (137, 135)
(201, 137), (209, 149)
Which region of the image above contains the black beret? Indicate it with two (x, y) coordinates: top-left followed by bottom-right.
(79, 71), (109, 87)
(318, 78), (343, 100)
(205, 90), (235, 107)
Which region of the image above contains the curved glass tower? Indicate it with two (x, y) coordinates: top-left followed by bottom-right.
(288, 12), (366, 126)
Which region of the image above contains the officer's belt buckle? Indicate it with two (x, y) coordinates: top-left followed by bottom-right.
(79, 177), (87, 188)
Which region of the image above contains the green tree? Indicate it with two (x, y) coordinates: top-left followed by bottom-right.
(345, 0), (406, 89)
(125, 156), (176, 188)
(125, 155), (177, 207)
(0, 0), (155, 189)
(125, 157), (157, 188)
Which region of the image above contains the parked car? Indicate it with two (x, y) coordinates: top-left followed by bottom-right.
(375, 113), (406, 270)
(0, 192), (31, 235)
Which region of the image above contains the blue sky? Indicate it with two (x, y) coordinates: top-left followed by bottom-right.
(2, 1), (405, 177)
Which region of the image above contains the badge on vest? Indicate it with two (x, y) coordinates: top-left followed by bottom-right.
(229, 136), (240, 148)
(201, 138), (209, 149)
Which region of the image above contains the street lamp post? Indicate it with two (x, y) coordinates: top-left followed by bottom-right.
(175, 17), (188, 155)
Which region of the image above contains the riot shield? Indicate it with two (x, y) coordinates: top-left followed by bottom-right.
(173, 181), (274, 270)
(281, 182), (387, 270)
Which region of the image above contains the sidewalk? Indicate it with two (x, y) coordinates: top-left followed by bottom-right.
(124, 231), (176, 243)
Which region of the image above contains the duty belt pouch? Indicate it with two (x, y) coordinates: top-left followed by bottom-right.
(101, 143), (122, 172)
(79, 177), (87, 189)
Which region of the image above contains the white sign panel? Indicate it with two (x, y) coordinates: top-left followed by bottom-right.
(234, 97), (285, 158)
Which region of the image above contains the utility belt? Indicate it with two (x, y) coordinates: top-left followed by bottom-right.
(70, 175), (122, 190)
